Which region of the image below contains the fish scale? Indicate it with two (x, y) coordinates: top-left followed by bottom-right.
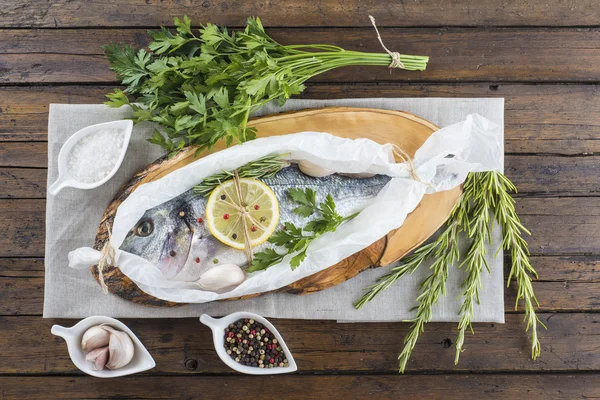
(120, 165), (391, 284)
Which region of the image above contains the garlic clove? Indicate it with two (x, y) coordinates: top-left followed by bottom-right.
(85, 346), (110, 371)
(297, 160), (334, 178)
(81, 325), (111, 352)
(101, 325), (135, 370)
(197, 264), (246, 292)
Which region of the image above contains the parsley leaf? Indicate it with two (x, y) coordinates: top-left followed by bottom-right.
(251, 188), (359, 272)
(248, 248), (284, 273)
(104, 89), (130, 108)
(288, 188), (317, 217)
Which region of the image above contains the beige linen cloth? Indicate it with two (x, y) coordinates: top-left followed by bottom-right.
(44, 97), (504, 321)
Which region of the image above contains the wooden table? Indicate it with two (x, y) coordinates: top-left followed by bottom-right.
(1, 1), (599, 398)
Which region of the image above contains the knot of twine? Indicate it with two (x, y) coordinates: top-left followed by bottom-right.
(391, 144), (429, 186)
(232, 170), (254, 265)
(369, 15), (405, 70)
(97, 221), (115, 294)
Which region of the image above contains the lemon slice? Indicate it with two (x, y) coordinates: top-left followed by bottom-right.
(206, 178), (280, 249)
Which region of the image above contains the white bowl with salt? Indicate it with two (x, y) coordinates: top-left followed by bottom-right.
(49, 120), (133, 195)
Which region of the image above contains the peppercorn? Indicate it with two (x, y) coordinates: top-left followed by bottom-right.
(223, 318), (289, 368)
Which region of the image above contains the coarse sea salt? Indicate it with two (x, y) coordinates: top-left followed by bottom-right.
(67, 128), (125, 183)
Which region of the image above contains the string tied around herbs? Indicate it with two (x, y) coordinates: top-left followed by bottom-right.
(96, 221), (116, 294)
(369, 15), (405, 70)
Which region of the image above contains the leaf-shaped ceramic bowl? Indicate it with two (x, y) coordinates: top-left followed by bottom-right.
(51, 316), (155, 378)
(200, 312), (297, 375)
(48, 120), (133, 195)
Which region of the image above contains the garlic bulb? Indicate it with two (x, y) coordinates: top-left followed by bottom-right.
(85, 346), (109, 370)
(298, 160), (334, 178)
(198, 264), (246, 292)
(81, 325), (110, 352)
(101, 325), (135, 370)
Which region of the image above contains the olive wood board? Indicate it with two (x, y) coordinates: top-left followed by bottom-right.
(93, 107), (462, 307)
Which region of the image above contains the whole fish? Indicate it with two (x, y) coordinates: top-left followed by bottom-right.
(120, 165), (391, 283)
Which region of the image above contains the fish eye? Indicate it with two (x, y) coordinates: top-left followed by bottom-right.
(135, 220), (153, 237)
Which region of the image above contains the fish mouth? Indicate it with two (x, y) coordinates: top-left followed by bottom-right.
(158, 220), (194, 279)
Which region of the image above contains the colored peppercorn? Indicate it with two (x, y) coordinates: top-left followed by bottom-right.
(223, 318), (288, 368)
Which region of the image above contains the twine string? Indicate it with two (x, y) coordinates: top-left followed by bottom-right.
(369, 15), (405, 70)
(232, 170), (254, 265)
(97, 221), (115, 294)
(391, 144), (429, 186)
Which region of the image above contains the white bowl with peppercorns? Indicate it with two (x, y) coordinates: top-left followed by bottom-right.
(200, 312), (297, 375)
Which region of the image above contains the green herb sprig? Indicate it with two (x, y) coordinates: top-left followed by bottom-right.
(249, 188), (358, 272)
(355, 171), (542, 373)
(193, 154), (289, 196)
(104, 16), (428, 153)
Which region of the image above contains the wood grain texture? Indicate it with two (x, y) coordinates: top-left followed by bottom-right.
(3, 28), (600, 84)
(1, 0), (599, 28)
(2, 153), (599, 198)
(4, 273), (600, 315)
(3, 255), (598, 282)
(0, 5), (598, 395)
(1, 374), (599, 399)
(2, 84), (600, 156)
(0, 314), (598, 374)
(4, 197), (599, 258)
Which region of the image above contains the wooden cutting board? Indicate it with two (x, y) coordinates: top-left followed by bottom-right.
(92, 107), (462, 306)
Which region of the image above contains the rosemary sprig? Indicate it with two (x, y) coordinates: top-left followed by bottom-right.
(193, 154), (288, 196)
(354, 171), (543, 372)
(489, 171), (545, 359)
(454, 173), (493, 364)
(397, 220), (461, 372)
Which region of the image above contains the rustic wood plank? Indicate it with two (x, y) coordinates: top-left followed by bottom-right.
(2, 84), (599, 156)
(4, 273), (600, 315)
(0, 168), (46, 198)
(2, 197), (599, 257)
(0, 143), (48, 167)
(528, 255), (600, 282)
(0, 314), (598, 374)
(0, 257), (43, 272)
(0, 200), (45, 257)
(2, 29), (600, 84)
(2, 153), (598, 198)
(1, 375), (598, 399)
(1, 0), (599, 28)
(3, 255), (597, 282)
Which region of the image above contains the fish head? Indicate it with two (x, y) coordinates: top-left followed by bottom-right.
(120, 200), (195, 279)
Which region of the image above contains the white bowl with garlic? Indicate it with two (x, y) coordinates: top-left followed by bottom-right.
(51, 316), (155, 378)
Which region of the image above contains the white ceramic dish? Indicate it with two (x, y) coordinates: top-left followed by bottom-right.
(48, 120), (133, 195)
(200, 312), (297, 375)
(51, 316), (155, 378)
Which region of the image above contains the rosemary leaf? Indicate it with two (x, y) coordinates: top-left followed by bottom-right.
(192, 154), (289, 196)
(355, 171), (543, 372)
(490, 171), (545, 359)
(454, 173), (492, 364)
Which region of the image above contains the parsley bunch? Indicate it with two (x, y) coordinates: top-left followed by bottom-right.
(103, 16), (428, 153)
(249, 188), (358, 272)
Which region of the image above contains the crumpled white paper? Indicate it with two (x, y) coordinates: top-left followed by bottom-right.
(69, 113), (502, 303)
